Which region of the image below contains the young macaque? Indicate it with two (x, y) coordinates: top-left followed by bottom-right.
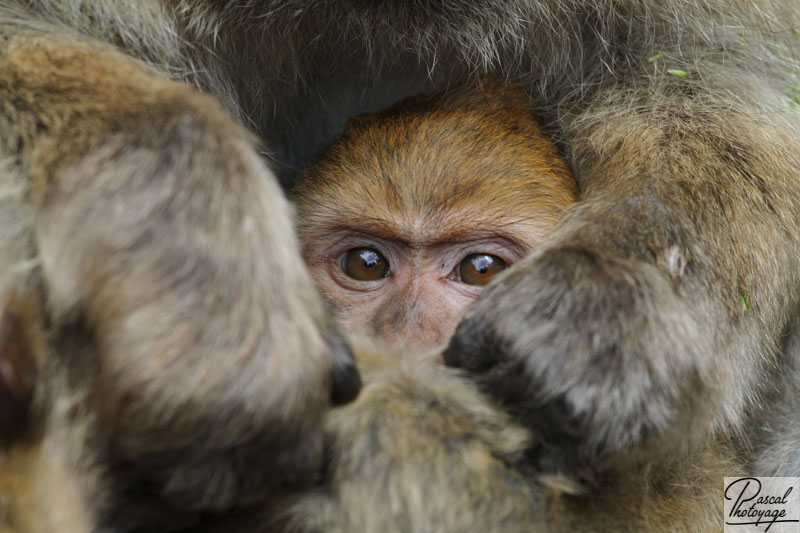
(292, 78), (578, 350)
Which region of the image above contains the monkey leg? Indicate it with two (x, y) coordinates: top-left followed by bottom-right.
(0, 28), (360, 514)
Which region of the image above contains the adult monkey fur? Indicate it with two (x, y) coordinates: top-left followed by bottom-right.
(0, 4), (364, 530)
(293, 77), (579, 351)
(0, 0), (799, 531)
(274, 346), (737, 533)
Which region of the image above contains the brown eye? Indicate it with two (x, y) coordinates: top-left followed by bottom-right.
(458, 253), (507, 286)
(342, 248), (390, 281)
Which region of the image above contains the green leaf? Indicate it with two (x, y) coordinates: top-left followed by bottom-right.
(732, 280), (751, 311)
(783, 98), (800, 112)
(739, 290), (751, 312)
(667, 69), (689, 78)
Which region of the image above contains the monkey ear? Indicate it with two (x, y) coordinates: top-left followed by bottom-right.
(0, 301), (37, 446)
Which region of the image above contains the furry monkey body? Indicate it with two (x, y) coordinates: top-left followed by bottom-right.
(0, 0), (799, 531)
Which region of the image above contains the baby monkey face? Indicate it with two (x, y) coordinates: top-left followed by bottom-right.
(293, 78), (578, 351)
(305, 213), (535, 350)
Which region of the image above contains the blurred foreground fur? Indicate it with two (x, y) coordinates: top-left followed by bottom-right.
(0, 301), (738, 532)
(275, 341), (740, 532)
(0, 29), (360, 532)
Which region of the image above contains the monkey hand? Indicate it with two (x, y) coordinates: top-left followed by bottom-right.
(444, 243), (710, 474)
(18, 34), (361, 511)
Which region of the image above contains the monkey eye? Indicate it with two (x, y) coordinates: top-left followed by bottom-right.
(341, 247), (390, 281)
(458, 253), (508, 286)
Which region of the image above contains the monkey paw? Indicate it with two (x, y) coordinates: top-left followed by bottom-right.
(36, 103), (361, 510)
(444, 246), (705, 473)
